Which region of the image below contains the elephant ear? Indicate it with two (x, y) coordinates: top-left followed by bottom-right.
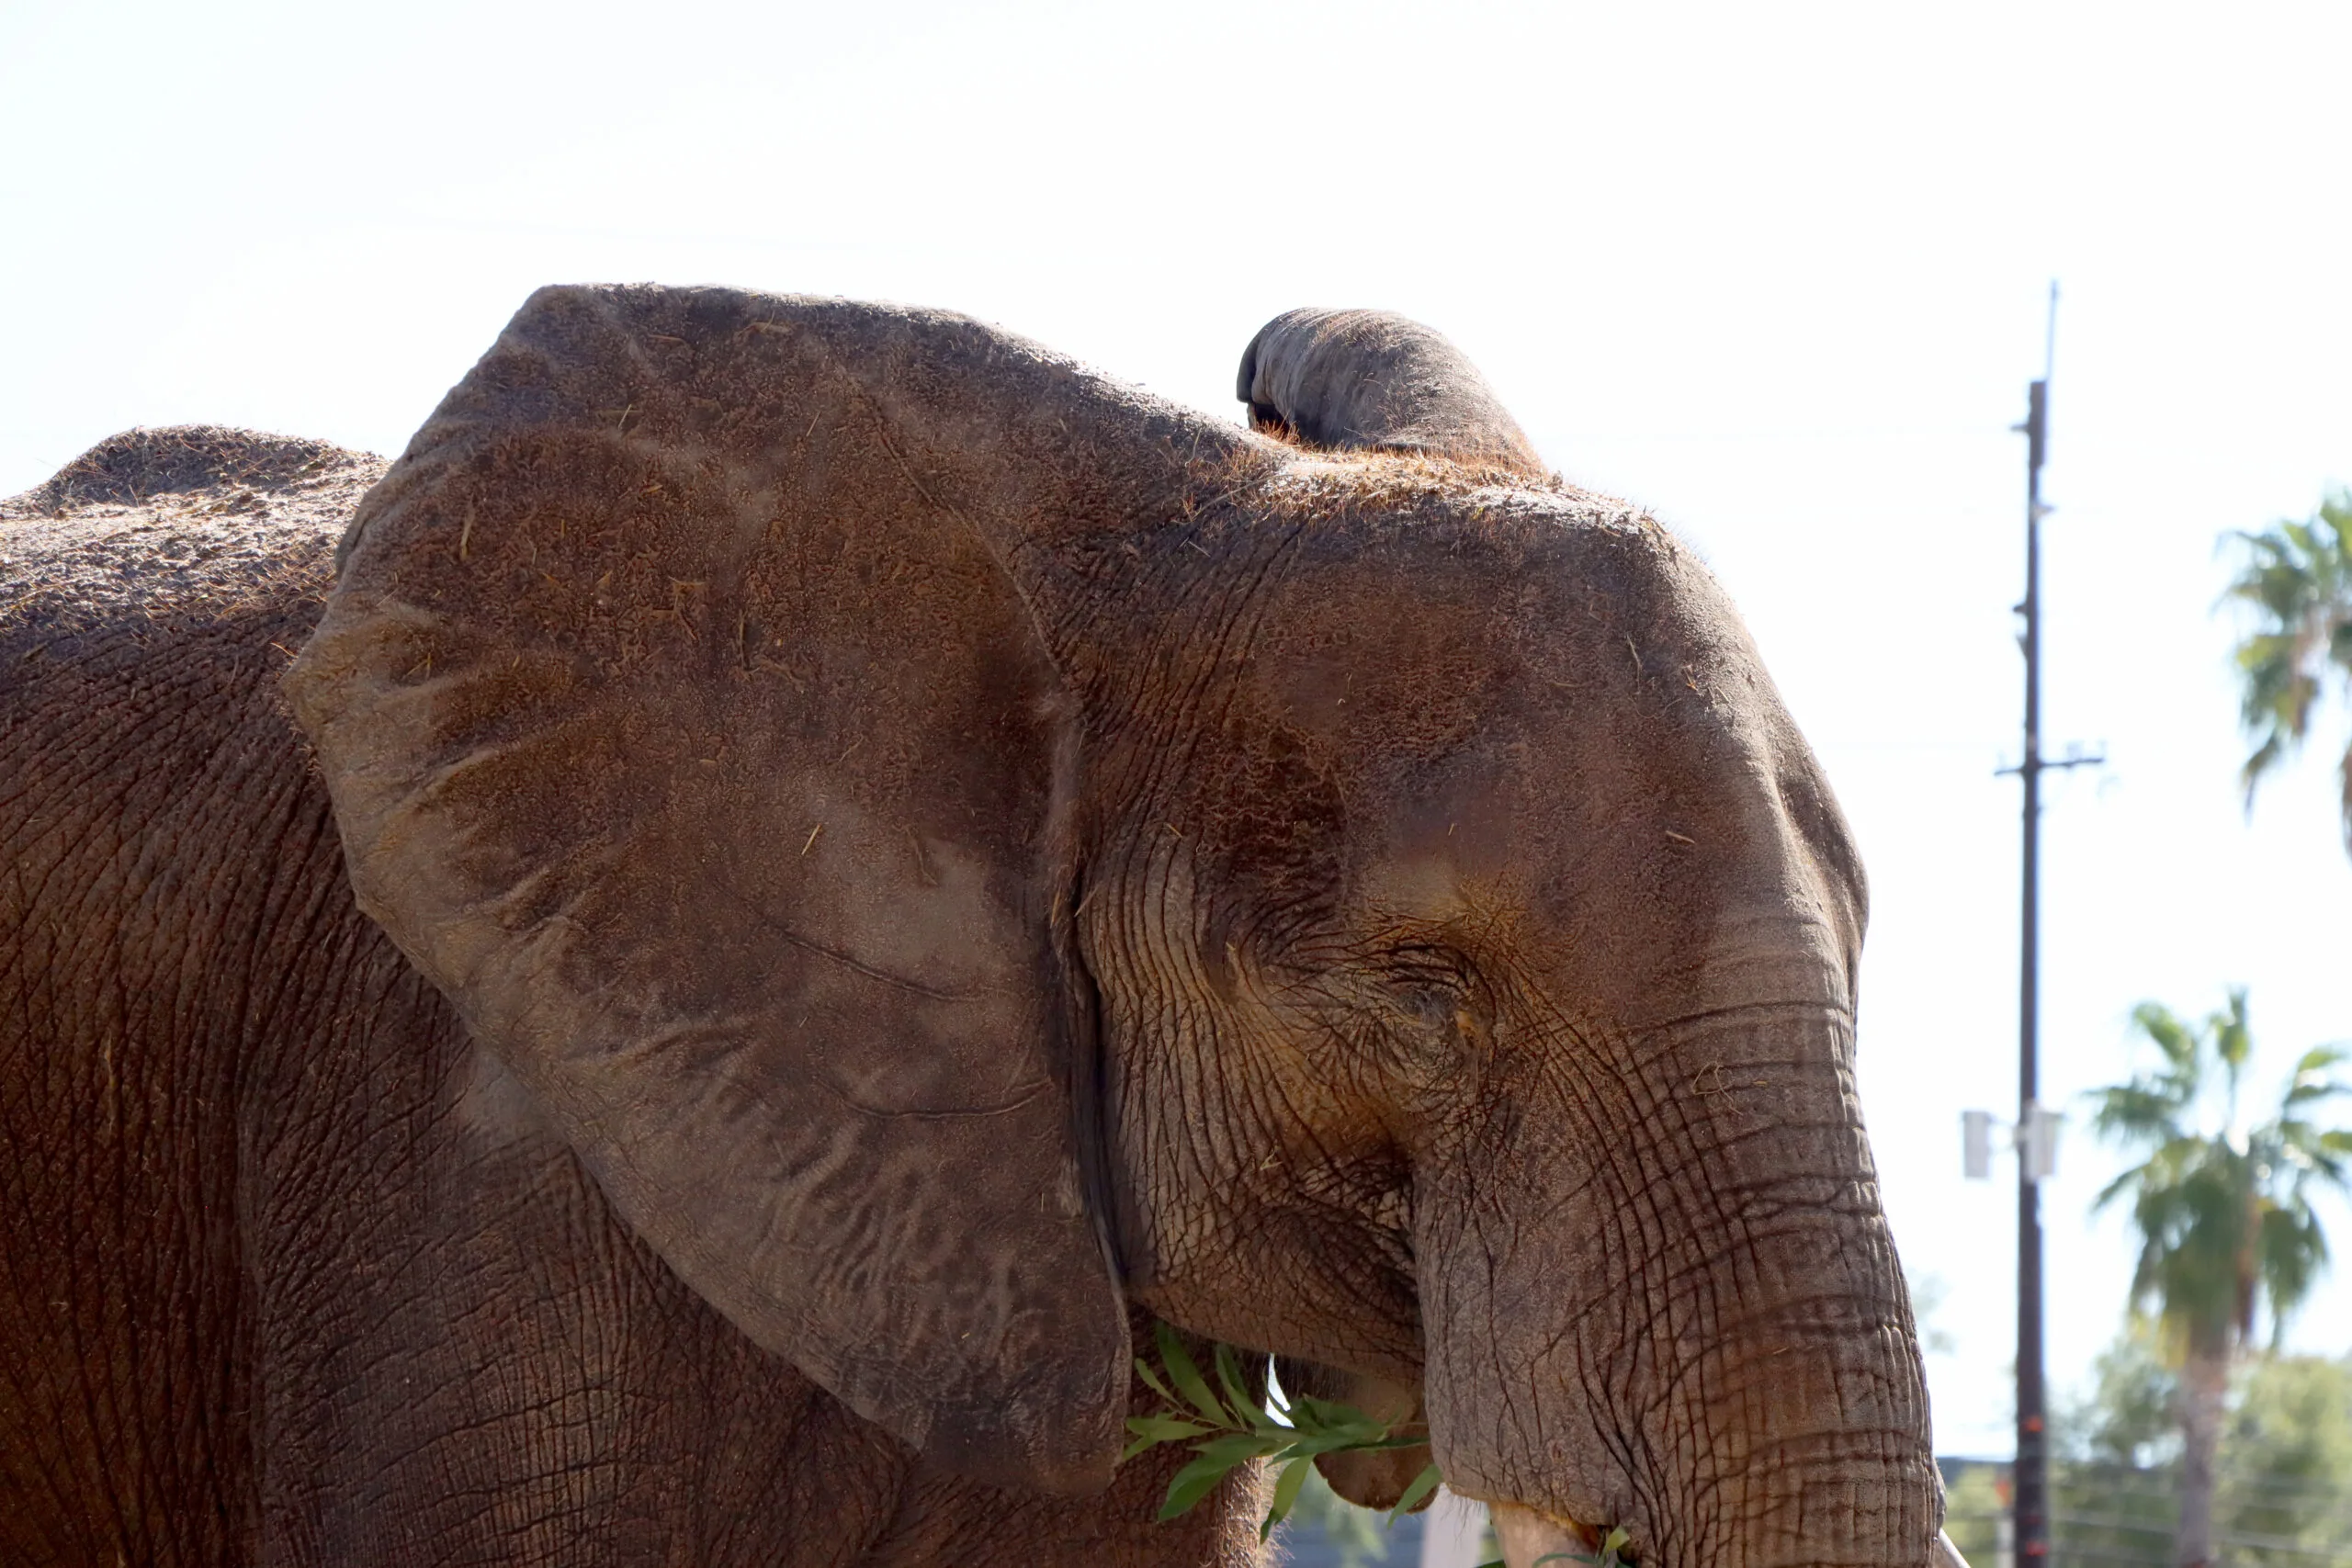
(1236, 307), (1547, 477)
(288, 285), (1229, 1493)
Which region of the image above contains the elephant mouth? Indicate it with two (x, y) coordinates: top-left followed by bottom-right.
(1489, 1501), (1596, 1568)
(1486, 1504), (1978, 1568)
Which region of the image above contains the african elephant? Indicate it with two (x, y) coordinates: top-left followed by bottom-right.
(0, 288), (1947, 1567)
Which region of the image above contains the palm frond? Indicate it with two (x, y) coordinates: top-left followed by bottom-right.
(2211, 989), (2253, 1097)
(2086, 1085), (2190, 1146)
(2256, 1201), (2328, 1346)
(2222, 491), (2352, 846)
(2126, 1002), (2201, 1078)
(2284, 1044), (2350, 1108)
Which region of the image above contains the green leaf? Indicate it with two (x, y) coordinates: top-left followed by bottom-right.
(1195, 1431), (1284, 1466)
(1387, 1461), (1443, 1521)
(1285, 1428), (1425, 1461)
(1155, 1436), (1278, 1521)
(1154, 1323), (1230, 1427)
(1156, 1453), (1235, 1520)
(1261, 1455), (1312, 1540)
(1133, 1355), (1178, 1409)
(1285, 1394), (1389, 1446)
(1121, 1411), (1204, 1462)
(1214, 1341), (1273, 1431)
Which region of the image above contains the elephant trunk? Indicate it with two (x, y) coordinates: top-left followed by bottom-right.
(1421, 1003), (1942, 1568)
(1234, 307), (1548, 476)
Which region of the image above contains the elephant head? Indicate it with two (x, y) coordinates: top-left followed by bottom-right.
(287, 286), (1941, 1568)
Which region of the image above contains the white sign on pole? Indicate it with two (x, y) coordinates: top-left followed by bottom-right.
(1962, 1110), (1995, 1180)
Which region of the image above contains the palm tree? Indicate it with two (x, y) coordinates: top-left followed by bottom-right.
(2087, 989), (2352, 1568)
(2222, 491), (2352, 856)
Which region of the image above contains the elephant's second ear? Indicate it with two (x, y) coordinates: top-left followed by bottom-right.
(286, 286), (1205, 1494)
(1237, 307), (1548, 479)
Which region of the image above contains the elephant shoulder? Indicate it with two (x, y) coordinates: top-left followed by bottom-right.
(0, 426), (385, 920)
(1, 424), (384, 659)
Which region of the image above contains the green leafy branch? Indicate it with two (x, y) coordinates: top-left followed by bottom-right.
(1124, 1323), (1441, 1539)
(1126, 1324), (1634, 1567)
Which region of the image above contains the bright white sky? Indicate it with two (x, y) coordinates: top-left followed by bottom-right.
(6, 0), (2348, 1460)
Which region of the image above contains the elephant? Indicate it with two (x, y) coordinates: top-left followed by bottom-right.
(0, 288), (1949, 1568)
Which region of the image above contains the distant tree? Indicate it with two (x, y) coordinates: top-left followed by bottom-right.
(2225, 1354), (2352, 1565)
(2054, 1324), (2192, 1568)
(2223, 491), (2352, 856)
(1941, 1461), (2010, 1568)
(2087, 989), (2352, 1568)
(2067, 1318), (2184, 1471)
(2039, 1328), (2352, 1568)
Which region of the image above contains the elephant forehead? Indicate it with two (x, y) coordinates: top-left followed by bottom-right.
(1352, 753), (1526, 922)
(1212, 502), (1853, 980)
(1238, 490), (1768, 743)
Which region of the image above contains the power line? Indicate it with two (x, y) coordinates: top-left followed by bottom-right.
(1950, 1512), (2352, 1565)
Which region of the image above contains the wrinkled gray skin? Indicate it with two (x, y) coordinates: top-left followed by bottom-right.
(1, 293), (1948, 1568)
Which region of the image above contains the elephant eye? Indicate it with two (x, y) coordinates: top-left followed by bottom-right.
(1388, 984), (1457, 1033)
(1382, 942), (1472, 997)
(1374, 944), (1487, 1062)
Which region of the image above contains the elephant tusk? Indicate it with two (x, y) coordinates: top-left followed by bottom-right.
(1934, 1530), (1974, 1568)
(1491, 1502), (1591, 1568)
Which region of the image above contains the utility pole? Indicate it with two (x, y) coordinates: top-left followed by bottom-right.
(2005, 281), (2098, 1568)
